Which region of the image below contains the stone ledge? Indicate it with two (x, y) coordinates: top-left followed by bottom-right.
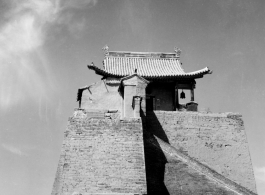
(120, 117), (141, 123)
(74, 108), (119, 113)
(152, 110), (243, 119)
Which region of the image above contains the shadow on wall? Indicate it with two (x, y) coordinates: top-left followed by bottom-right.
(145, 111), (169, 143)
(143, 111), (170, 195)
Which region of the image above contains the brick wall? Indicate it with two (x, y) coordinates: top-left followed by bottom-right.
(51, 109), (147, 195)
(145, 111), (256, 193)
(52, 107), (256, 194)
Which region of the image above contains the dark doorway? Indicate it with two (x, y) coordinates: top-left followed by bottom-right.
(146, 96), (155, 111)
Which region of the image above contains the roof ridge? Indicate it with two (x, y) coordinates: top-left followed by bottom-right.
(109, 51), (177, 54)
(106, 51), (180, 59)
(102, 45), (182, 58)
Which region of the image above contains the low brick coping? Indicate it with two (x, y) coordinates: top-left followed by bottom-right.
(153, 110), (242, 118)
(74, 109), (242, 118)
(186, 101), (198, 105)
(74, 108), (119, 113)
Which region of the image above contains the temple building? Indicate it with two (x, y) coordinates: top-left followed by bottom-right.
(84, 45), (211, 114)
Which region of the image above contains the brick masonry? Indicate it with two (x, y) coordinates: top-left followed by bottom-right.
(145, 111), (257, 193)
(149, 134), (256, 195)
(53, 79), (257, 194)
(51, 109), (147, 195)
(165, 162), (238, 195)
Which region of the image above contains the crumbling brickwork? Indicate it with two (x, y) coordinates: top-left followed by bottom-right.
(145, 111), (256, 193)
(81, 81), (121, 111)
(52, 109), (147, 195)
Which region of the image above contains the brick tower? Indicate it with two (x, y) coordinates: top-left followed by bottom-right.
(51, 46), (257, 195)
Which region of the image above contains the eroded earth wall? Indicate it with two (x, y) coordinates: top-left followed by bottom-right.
(52, 109), (147, 195)
(145, 111), (256, 193)
(81, 81), (121, 111)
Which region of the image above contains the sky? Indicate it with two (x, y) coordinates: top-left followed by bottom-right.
(0, 0), (264, 194)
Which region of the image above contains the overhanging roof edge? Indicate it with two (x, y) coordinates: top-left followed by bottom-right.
(87, 63), (211, 79)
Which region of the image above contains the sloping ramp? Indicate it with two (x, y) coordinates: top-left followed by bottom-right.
(145, 133), (257, 195)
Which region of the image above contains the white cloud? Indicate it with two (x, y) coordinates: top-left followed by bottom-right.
(0, 0), (97, 109)
(0, 0), (57, 109)
(2, 143), (28, 156)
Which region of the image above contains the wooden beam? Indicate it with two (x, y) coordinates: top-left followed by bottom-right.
(176, 83), (192, 90)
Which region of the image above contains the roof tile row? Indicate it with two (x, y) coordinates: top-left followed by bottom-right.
(88, 52), (211, 79)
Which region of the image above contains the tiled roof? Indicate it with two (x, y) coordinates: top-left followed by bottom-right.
(88, 50), (211, 79)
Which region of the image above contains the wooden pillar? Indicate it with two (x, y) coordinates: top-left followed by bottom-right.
(175, 84), (179, 110)
(153, 97), (156, 111)
(191, 88), (194, 101)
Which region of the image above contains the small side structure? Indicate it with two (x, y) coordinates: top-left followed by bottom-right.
(118, 73), (149, 118)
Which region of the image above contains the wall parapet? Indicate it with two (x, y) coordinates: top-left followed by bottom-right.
(152, 110), (243, 118)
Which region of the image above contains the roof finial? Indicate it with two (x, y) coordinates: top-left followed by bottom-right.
(102, 45), (109, 55)
(174, 46), (181, 57)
